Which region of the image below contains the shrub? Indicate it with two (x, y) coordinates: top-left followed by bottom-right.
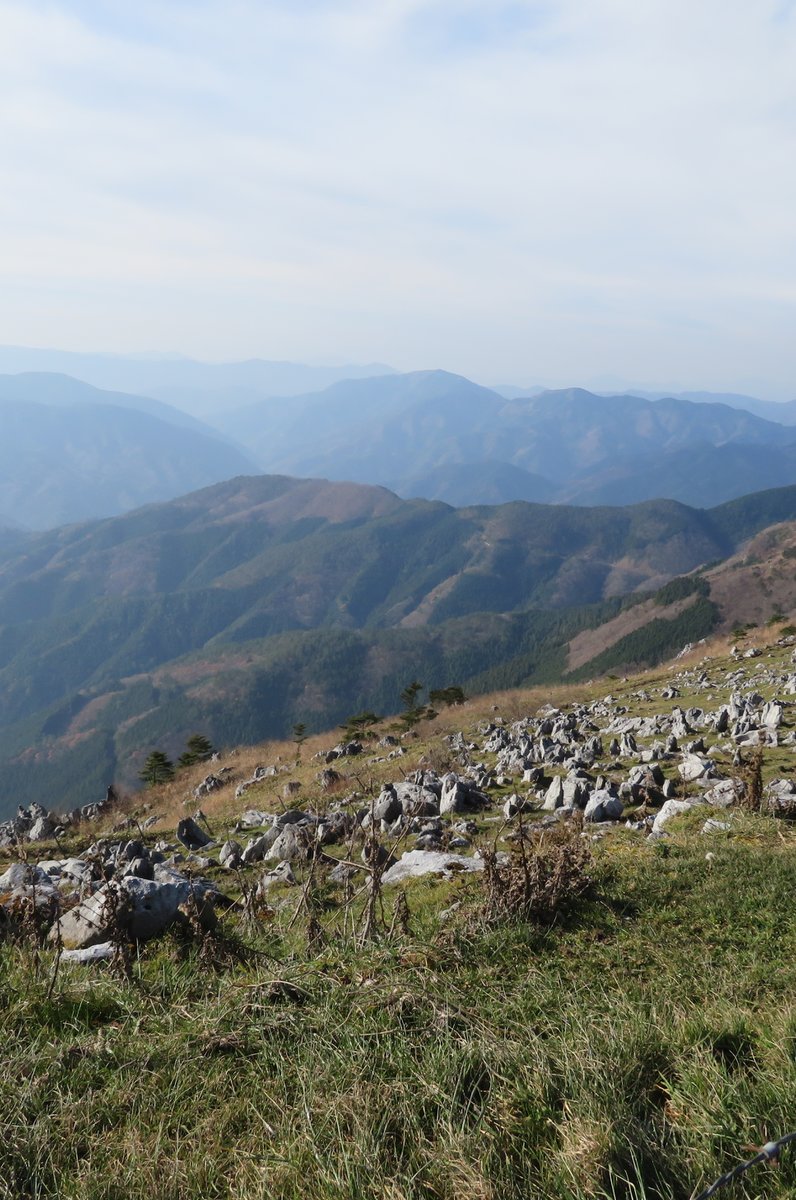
(478, 821), (592, 927)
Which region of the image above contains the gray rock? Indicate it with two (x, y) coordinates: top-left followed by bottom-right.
(328, 860), (359, 884)
(28, 815), (54, 842)
(37, 860), (63, 878)
(121, 857), (154, 880)
(194, 773), (225, 800)
(60, 857), (102, 888)
(0, 862), (55, 897)
(372, 787), (401, 825)
(258, 860), (297, 890)
(502, 794), (526, 819)
(542, 776), (564, 811)
(677, 754), (715, 783)
(381, 850), (486, 886)
(275, 809), (310, 828)
(415, 833), (442, 850)
(264, 825), (311, 863)
(762, 701), (784, 729)
(702, 818), (732, 835)
(241, 828), (280, 864)
(439, 775), (471, 814)
(52, 875), (214, 949)
(652, 798), (700, 833)
(316, 812), (353, 845)
(701, 778), (744, 809)
(764, 778), (796, 817)
(395, 782), (440, 816)
(237, 810), (273, 829)
(219, 840), (244, 869)
(116, 839), (145, 864)
(584, 790), (623, 823)
(176, 817), (212, 851)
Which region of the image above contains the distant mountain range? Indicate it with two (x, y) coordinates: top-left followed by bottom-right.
(3, 353), (796, 517)
(627, 389), (796, 426)
(1, 473), (796, 813)
(0, 373), (259, 528)
(0, 347), (396, 419)
(0, 372), (210, 432)
(206, 370), (796, 509)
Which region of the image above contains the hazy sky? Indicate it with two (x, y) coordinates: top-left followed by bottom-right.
(1, 0), (795, 397)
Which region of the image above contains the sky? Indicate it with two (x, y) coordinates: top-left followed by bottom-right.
(0, 0), (795, 397)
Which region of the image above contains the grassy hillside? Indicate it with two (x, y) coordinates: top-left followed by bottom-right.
(4, 635), (796, 1198)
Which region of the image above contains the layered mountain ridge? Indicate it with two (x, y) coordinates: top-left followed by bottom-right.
(2, 473), (796, 813)
(205, 371), (796, 510)
(0, 373), (260, 528)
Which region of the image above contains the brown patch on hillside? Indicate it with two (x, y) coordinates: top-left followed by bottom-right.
(147, 651), (260, 686)
(399, 574), (460, 627)
(564, 521), (796, 679)
(11, 729), (96, 765)
(566, 594), (700, 672)
(115, 708), (161, 737)
(66, 691), (121, 735)
(706, 521), (796, 630)
(602, 557), (670, 598)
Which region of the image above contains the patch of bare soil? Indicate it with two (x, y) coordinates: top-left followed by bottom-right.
(566, 595), (699, 672)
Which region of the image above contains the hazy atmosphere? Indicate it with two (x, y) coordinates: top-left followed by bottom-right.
(2, 0), (795, 396)
(6, 7), (796, 1198)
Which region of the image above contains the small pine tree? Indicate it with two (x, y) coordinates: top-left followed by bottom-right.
(340, 710), (381, 741)
(397, 681), (437, 731)
(177, 733), (214, 769)
(400, 680), (424, 711)
(140, 750), (175, 787)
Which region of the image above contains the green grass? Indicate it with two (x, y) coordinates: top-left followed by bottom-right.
(4, 830), (796, 1199)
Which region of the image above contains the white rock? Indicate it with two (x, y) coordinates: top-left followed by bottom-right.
(652, 798), (700, 833)
(701, 819), (732, 835)
(237, 809), (274, 828)
(218, 840), (243, 869)
(28, 816), (54, 841)
(701, 779), (743, 809)
(241, 828), (280, 864)
(677, 754), (715, 782)
(263, 825), (311, 863)
(61, 942), (115, 964)
(439, 776), (469, 814)
(381, 850), (485, 886)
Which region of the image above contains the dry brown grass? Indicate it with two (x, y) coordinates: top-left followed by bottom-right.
(477, 819), (593, 929)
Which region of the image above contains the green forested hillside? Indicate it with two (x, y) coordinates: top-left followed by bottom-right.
(0, 475), (794, 812)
